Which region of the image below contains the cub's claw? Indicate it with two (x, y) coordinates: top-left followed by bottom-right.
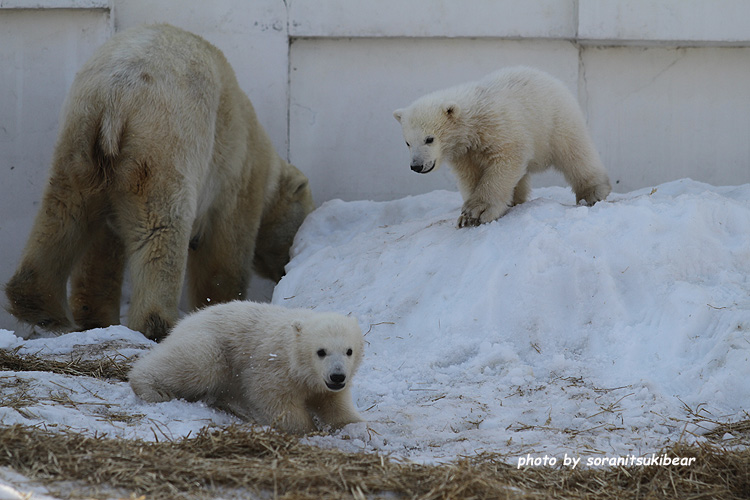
(457, 200), (507, 228)
(457, 213), (481, 228)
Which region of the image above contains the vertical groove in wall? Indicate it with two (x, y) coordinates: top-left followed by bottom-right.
(577, 44), (590, 124)
(107, 0), (115, 35)
(283, 0), (292, 162)
(573, 0), (589, 124)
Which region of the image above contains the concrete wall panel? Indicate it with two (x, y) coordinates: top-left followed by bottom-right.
(583, 46), (750, 191)
(289, 38), (580, 202)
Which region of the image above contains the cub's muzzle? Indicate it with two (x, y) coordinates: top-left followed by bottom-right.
(325, 373), (347, 391)
(410, 160), (436, 174)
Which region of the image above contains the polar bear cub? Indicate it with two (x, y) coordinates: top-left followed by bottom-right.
(129, 301), (364, 434)
(394, 66), (611, 227)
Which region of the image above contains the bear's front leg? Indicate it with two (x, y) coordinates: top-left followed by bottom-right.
(458, 198), (510, 228)
(310, 389), (363, 430)
(457, 157), (525, 228)
(261, 399), (317, 434)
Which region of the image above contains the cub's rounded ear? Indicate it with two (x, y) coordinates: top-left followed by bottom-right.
(284, 166), (309, 192)
(293, 178), (309, 195)
(393, 109), (404, 122)
(443, 102), (459, 118)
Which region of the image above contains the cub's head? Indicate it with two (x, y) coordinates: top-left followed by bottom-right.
(292, 313), (364, 393)
(393, 97), (460, 175)
(254, 163), (315, 282)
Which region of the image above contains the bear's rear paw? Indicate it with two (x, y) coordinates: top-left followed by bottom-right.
(5, 268), (74, 332)
(576, 182), (612, 206)
(457, 200), (508, 228)
(130, 378), (175, 403)
(130, 312), (173, 342)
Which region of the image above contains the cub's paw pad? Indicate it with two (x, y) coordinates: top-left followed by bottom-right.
(457, 213), (481, 228)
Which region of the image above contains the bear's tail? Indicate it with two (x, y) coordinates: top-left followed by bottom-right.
(86, 100), (126, 186)
(98, 105), (124, 158)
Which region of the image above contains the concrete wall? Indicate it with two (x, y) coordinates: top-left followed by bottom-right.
(2, 0), (749, 331)
(287, 0), (750, 201)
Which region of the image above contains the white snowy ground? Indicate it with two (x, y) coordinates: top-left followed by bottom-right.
(1, 179), (749, 495)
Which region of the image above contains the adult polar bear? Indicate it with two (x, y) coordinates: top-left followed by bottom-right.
(129, 301), (365, 434)
(394, 67), (611, 227)
(5, 24), (314, 340)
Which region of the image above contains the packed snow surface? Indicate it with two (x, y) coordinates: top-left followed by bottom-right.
(2, 180), (749, 471)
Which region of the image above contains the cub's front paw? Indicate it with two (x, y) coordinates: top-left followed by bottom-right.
(576, 182), (612, 206)
(457, 200), (507, 228)
(457, 212), (480, 228)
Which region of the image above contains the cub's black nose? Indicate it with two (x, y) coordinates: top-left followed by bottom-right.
(410, 164), (423, 173)
(330, 373), (346, 384)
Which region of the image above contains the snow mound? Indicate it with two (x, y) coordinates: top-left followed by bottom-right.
(1, 179), (748, 466)
(274, 179), (750, 461)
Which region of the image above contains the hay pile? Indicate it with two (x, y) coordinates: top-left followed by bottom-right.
(0, 346), (131, 381)
(1, 425), (749, 499)
(1, 348), (749, 499)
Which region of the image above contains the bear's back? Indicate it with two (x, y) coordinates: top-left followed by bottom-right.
(74, 24), (228, 97)
(480, 67), (580, 116)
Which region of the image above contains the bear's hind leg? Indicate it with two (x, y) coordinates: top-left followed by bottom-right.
(554, 138), (611, 206)
(113, 164), (194, 341)
(130, 334), (231, 404)
(129, 373), (178, 402)
(511, 174), (531, 206)
(5, 171), (99, 332)
(69, 221), (125, 330)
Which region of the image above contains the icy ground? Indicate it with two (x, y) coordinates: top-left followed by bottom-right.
(2, 179), (749, 479)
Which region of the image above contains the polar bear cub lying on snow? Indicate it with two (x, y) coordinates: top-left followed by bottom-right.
(394, 66), (611, 227)
(129, 301), (364, 434)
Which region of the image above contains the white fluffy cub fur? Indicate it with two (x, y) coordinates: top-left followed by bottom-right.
(129, 301), (364, 434)
(394, 66), (611, 227)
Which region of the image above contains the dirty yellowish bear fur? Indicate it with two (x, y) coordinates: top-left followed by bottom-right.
(5, 24), (314, 340)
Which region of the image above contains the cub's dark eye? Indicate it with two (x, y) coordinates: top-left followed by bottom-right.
(405, 141), (410, 147)
(346, 348), (353, 356)
(317, 349), (327, 358)
(425, 136), (434, 144)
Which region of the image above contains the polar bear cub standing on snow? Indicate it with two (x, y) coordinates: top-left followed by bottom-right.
(129, 302), (364, 434)
(394, 66), (611, 227)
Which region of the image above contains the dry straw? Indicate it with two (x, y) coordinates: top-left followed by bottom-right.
(1, 348), (748, 499)
(0, 345), (131, 381)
